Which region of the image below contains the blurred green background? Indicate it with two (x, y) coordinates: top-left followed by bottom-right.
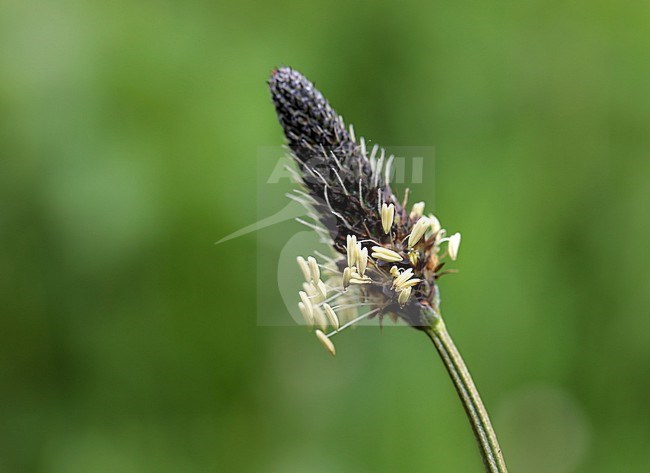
(2, 0), (649, 472)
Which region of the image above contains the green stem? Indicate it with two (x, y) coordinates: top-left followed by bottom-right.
(425, 320), (508, 473)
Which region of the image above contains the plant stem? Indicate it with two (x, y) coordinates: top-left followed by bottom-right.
(425, 320), (508, 473)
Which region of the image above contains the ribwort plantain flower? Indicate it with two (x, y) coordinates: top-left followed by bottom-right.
(268, 67), (508, 473)
(269, 67), (461, 355)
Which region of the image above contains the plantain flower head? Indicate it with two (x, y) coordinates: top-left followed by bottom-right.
(268, 67), (461, 355)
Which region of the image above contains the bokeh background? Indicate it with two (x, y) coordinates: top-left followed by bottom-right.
(2, 0), (649, 472)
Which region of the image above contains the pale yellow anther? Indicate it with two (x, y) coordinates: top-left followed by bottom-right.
(381, 203), (395, 234)
(299, 291), (313, 318)
(323, 303), (340, 331)
(349, 267), (372, 284)
(428, 214), (442, 235)
(408, 217), (431, 248)
(410, 201), (425, 220)
(371, 246), (403, 263)
(302, 282), (320, 302)
(298, 302), (314, 327)
(358, 246), (368, 276)
(399, 278), (421, 289)
(346, 235), (358, 267)
(297, 256), (311, 282)
(392, 268), (414, 288)
(448, 232), (461, 261)
(315, 280), (328, 299)
(342, 267), (352, 289)
(307, 256), (320, 282)
(408, 250), (420, 266)
(313, 306), (328, 331)
(349, 278), (373, 285)
(398, 287), (412, 307)
(315, 330), (336, 356)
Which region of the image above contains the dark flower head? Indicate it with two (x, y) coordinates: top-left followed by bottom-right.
(269, 67), (461, 355)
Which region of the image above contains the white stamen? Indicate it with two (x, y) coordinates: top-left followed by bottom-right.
(327, 308), (380, 337)
(307, 256), (320, 282)
(398, 278), (421, 290)
(381, 203), (395, 234)
(302, 282), (320, 302)
(316, 280), (328, 299)
(398, 287), (412, 307)
(408, 250), (420, 266)
(410, 202), (425, 220)
(349, 272), (372, 284)
(448, 232), (461, 261)
(392, 267), (421, 291)
(313, 306), (328, 331)
(371, 246), (403, 263)
(323, 303), (340, 330)
(297, 256), (311, 282)
(298, 302), (314, 327)
(321, 290), (345, 306)
(315, 329), (336, 356)
(434, 228), (447, 246)
(390, 265), (400, 277)
(408, 217), (431, 248)
(357, 247), (368, 276)
(342, 266), (352, 289)
(346, 235), (358, 267)
(393, 268), (414, 288)
(299, 291), (313, 319)
(349, 266), (372, 283)
(428, 214), (442, 234)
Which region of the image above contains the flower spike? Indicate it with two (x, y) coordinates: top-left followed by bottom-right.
(269, 68), (508, 473)
(270, 68), (461, 345)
